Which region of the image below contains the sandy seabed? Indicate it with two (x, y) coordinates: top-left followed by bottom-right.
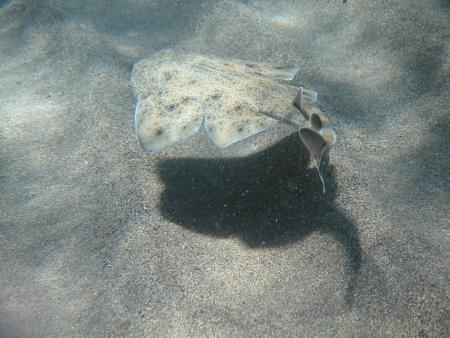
(0, 0), (449, 336)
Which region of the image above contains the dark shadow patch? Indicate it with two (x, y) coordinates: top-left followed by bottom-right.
(298, 75), (389, 130)
(158, 133), (361, 306)
(385, 113), (450, 202)
(0, 0), (12, 9)
(405, 42), (446, 97)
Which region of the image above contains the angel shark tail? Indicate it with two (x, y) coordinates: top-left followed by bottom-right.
(299, 112), (336, 193)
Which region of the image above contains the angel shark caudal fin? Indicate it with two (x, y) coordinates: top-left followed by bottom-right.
(298, 106), (336, 193)
(131, 50), (336, 192)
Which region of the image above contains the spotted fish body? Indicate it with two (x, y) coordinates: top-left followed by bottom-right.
(131, 50), (335, 192)
(131, 50), (317, 151)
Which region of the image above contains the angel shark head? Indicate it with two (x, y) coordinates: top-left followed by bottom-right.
(131, 50), (336, 192)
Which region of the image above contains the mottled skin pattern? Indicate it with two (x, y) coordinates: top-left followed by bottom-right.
(131, 50), (336, 191)
(131, 50), (312, 151)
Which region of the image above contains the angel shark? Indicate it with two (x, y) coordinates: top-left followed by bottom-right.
(131, 50), (336, 192)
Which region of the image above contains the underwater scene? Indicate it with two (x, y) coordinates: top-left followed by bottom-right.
(0, 0), (448, 336)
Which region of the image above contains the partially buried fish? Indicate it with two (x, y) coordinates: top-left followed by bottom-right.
(131, 50), (336, 192)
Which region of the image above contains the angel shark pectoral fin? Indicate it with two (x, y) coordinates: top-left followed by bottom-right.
(135, 96), (203, 152)
(204, 108), (277, 148)
(299, 127), (334, 193)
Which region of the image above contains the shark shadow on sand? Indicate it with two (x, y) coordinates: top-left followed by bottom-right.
(158, 133), (361, 306)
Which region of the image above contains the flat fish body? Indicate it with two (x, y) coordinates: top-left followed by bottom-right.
(131, 50), (312, 151)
